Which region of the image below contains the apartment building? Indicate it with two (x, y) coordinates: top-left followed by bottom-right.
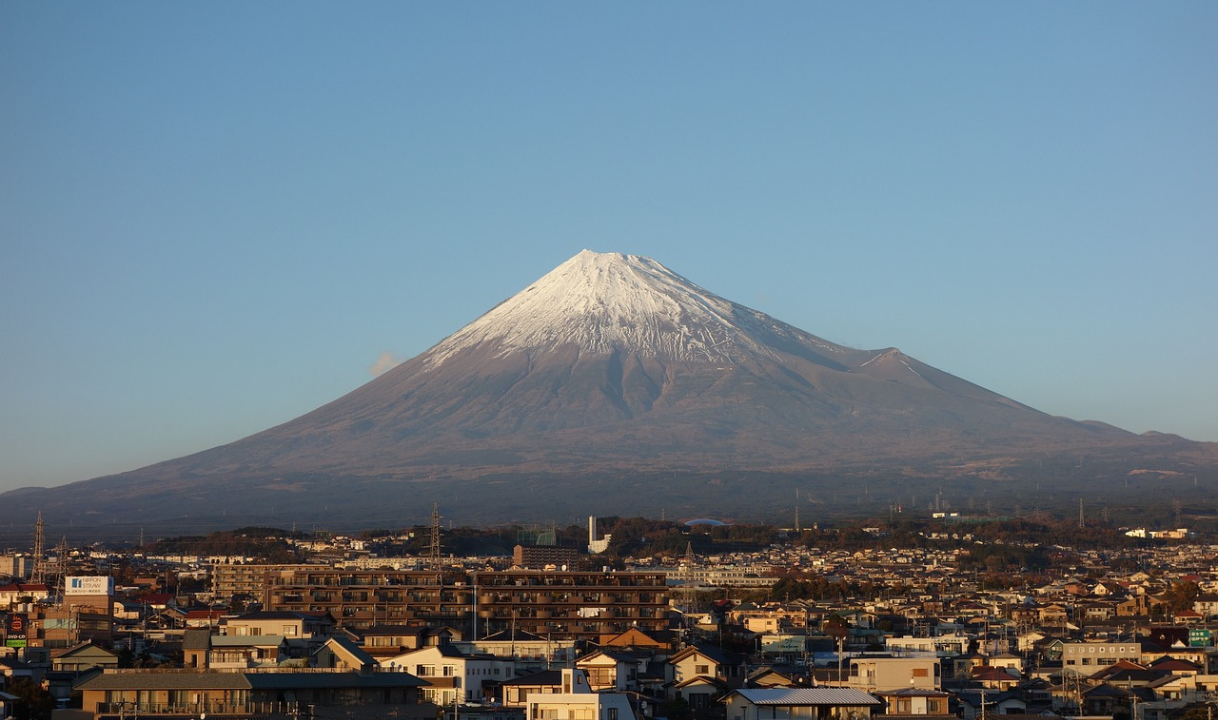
(263, 568), (472, 631)
(213, 563), (317, 601)
(470, 570), (669, 643)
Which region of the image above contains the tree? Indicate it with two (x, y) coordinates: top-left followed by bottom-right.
(1162, 580), (1200, 613)
(8, 678), (54, 720)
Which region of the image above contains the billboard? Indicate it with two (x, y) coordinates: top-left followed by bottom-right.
(65, 576), (115, 596)
(1189, 628), (1211, 648)
(5, 613), (28, 648)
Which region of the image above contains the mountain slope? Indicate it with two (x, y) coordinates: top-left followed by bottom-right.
(6, 250), (1216, 530)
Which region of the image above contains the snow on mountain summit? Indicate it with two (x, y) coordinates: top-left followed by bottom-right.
(423, 249), (847, 368)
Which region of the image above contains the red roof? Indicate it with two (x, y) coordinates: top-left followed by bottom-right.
(0, 583), (50, 593)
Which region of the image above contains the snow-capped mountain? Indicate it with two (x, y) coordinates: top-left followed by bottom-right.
(424, 249), (854, 367)
(6, 250), (1214, 529)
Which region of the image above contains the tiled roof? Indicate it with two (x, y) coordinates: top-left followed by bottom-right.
(77, 670), (429, 692)
(211, 635), (287, 647)
(77, 673), (253, 691)
(727, 689), (881, 706)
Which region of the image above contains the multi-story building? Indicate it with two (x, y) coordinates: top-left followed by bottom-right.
(471, 570), (669, 643)
(1061, 642), (1141, 675)
(512, 545), (583, 570)
(263, 568), (473, 631)
(213, 563), (316, 601)
(261, 568), (670, 642)
(0, 555), (34, 582)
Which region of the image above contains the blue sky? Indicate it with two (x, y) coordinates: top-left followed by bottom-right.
(2, 2), (1215, 493)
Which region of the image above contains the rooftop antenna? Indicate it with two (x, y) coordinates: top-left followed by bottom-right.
(32, 512), (45, 584)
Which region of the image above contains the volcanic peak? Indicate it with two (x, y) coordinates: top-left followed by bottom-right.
(423, 249), (846, 369)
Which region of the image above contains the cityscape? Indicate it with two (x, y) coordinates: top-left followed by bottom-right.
(1, 510), (1216, 720)
(5, 4), (1215, 720)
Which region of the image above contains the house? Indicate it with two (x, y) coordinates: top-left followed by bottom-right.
(206, 635), (291, 669)
(501, 669), (565, 708)
(385, 643), (515, 704)
(576, 649), (648, 692)
(183, 628), (212, 669)
(221, 611), (333, 639)
(873, 688), (952, 717)
(359, 625), (449, 660)
(969, 665), (1020, 691)
(722, 687), (882, 720)
(848, 657), (940, 692)
(1193, 595), (1218, 618)
(182, 609), (227, 628)
(312, 637), (377, 673)
(525, 669), (636, 720)
(0, 657), (37, 684)
(955, 691), (1026, 719)
(50, 643), (120, 673)
(1080, 684), (1132, 716)
(600, 627), (671, 653)
(746, 667), (804, 689)
(674, 674), (732, 712)
(670, 644), (747, 688)
(0, 583), (50, 606)
(452, 629), (574, 674)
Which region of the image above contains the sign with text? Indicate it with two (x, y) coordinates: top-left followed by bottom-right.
(1189, 628), (1211, 648)
(65, 576), (114, 596)
(7, 613), (28, 639)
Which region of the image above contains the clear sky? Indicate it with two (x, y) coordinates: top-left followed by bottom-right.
(2, 2), (1215, 494)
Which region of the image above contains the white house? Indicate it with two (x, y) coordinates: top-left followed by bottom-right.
(385, 643), (516, 704)
(526, 669), (636, 720)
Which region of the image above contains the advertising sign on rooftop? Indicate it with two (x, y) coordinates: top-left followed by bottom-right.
(65, 576), (115, 596)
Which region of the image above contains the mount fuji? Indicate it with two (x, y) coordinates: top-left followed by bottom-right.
(7, 250), (1215, 530)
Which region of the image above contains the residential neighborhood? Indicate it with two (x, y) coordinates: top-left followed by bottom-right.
(1, 516), (1216, 720)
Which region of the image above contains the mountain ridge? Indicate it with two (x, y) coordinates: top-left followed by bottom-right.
(4, 249), (1215, 529)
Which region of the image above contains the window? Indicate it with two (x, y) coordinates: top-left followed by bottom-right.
(695, 665), (710, 676)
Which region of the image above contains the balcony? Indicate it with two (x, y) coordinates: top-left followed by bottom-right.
(96, 700), (262, 718)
